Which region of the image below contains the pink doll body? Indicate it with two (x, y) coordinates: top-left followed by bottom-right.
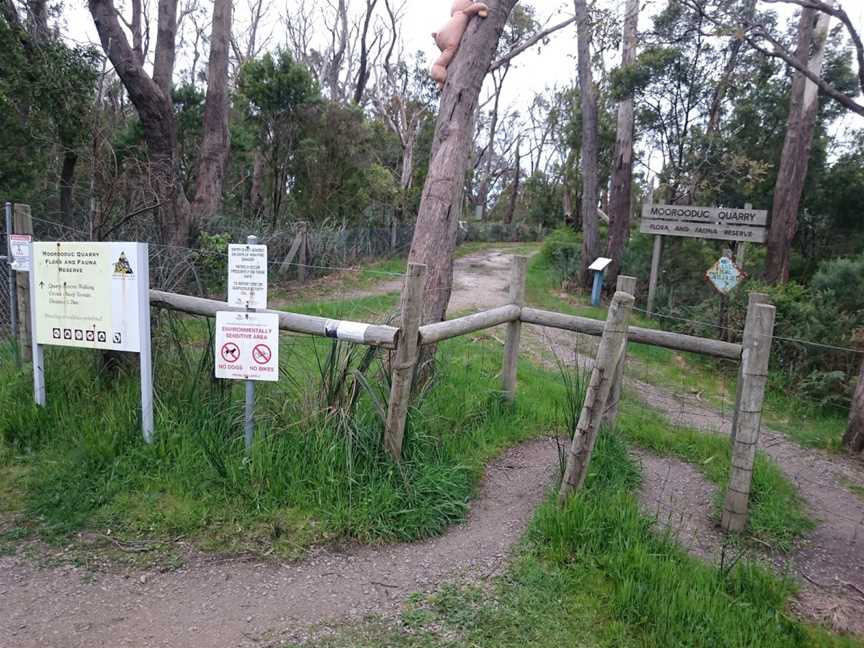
(431, 0), (489, 89)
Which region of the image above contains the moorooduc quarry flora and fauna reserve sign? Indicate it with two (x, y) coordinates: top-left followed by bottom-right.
(640, 204), (768, 243)
(32, 242), (145, 353)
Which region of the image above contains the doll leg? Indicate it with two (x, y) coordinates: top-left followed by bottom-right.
(431, 46), (457, 86)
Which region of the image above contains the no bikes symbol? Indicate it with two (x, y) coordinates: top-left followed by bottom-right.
(252, 344), (272, 365)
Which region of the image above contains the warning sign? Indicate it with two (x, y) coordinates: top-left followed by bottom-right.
(31, 242), (147, 353)
(215, 311), (279, 382)
(228, 244), (268, 309)
(9, 234), (32, 271)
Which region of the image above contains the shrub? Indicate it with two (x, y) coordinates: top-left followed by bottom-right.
(539, 227), (582, 282)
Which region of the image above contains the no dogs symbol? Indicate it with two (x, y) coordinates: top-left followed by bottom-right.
(252, 344), (272, 365)
(221, 342), (241, 363)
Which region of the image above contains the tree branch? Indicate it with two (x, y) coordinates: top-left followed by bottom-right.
(489, 15), (576, 72)
(761, 0), (864, 95)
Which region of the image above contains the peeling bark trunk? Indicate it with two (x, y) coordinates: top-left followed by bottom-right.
(250, 148), (266, 217)
(575, 0), (600, 288)
(153, 0), (179, 95)
(190, 0), (232, 227)
(765, 9), (830, 284)
(844, 360), (864, 455)
(504, 139), (520, 225)
(59, 150), (77, 224)
(408, 0), (517, 324)
(606, 0), (638, 288)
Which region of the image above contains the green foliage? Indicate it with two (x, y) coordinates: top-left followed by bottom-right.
(539, 227), (583, 283)
(191, 232), (231, 296)
(810, 254), (864, 315)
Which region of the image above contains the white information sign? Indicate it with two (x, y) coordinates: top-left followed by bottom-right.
(32, 242), (146, 352)
(9, 234), (32, 271)
(215, 311), (279, 382)
(228, 244), (268, 309)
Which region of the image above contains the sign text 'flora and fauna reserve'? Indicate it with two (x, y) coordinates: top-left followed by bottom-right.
(215, 311), (279, 382)
(640, 204), (768, 243)
(228, 244), (268, 309)
(9, 234), (32, 271)
(32, 242), (144, 353)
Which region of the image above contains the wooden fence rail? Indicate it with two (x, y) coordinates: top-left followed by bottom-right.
(149, 290), (399, 349)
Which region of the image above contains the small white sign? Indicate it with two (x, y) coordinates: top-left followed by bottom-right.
(9, 234), (32, 271)
(215, 311), (279, 382)
(32, 241), (146, 352)
(588, 257), (613, 272)
(228, 244), (268, 309)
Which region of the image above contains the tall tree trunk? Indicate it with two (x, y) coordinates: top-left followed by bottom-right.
(152, 0), (179, 95)
(353, 0), (379, 104)
(408, 0), (517, 324)
(59, 150), (77, 224)
(190, 0), (233, 227)
(90, 0), (192, 246)
(504, 138), (520, 225)
(765, 9), (830, 284)
(606, 0), (639, 288)
(844, 359), (864, 454)
(250, 148), (266, 217)
(575, 0), (600, 288)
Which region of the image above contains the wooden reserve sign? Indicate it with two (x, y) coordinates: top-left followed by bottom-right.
(640, 204), (768, 243)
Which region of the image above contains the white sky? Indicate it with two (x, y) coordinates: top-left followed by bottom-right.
(58, 0), (861, 145)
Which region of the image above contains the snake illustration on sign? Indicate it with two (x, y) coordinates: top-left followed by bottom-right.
(706, 256), (745, 295)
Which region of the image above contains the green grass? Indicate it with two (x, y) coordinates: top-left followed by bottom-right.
(285, 432), (856, 648)
(0, 323), (565, 556)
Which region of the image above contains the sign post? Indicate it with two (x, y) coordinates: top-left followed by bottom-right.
(640, 203), (768, 318)
(29, 241), (153, 440)
(222, 235), (271, 450)
(588, 257), (612, 306)
(4, 202), (19, 368)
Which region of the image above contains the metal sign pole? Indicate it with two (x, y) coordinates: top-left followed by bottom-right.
(244, 234), (257, 451)
(139, 243), (154, 442)
(27, 242), (45, 405)
(5, 202), (20, 368)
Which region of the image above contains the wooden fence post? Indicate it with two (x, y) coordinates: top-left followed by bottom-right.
(646, 235), (662, 317)
(731, 292), (770, 442)
(384, 263), (426, 461)
(721, 301), (776, 532)
(502, 255), (527, 402)
(559, 290), (634, 504)
(604, 275), (637, 428)
(13, 204), (33, 363)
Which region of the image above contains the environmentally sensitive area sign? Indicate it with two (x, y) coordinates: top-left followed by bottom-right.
(228, 244), (268, 309)
(32, 242), (146, 352)
(9, 234), (32, 271)
(215, 311), (279, 382)
(640, 204), (768, 243)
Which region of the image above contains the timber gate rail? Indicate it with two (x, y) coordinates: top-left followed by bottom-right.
(149, 256), (775, 534)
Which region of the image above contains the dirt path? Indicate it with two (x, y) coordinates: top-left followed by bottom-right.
(0, 438), (557, 648)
